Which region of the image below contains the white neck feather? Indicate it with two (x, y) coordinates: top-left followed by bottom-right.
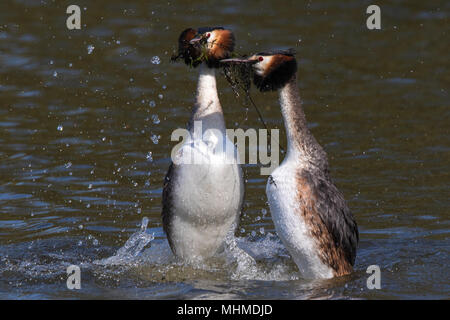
(189, 65), (225, 132)
(278, 77), (328, 170)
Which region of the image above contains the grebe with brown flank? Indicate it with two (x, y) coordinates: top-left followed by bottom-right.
(221, 50), (358, 279)
(162, 27), (244, 263)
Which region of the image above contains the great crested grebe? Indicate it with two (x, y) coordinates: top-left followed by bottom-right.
(221, 50), (358, 279)
(162, 27), (244, 263)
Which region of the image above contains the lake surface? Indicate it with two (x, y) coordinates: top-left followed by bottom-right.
(0, 0), (448, 299)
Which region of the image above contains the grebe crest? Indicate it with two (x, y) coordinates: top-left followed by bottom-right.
(173, 27), (235, 68)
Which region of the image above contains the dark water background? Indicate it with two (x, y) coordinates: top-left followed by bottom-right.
(0, 0), (449, 299)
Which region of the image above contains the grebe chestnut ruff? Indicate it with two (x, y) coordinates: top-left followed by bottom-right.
(162, 27), (244, 263)
(221, 50), (359, 279)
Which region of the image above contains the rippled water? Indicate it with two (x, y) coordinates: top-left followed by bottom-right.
(0, 0), (449, 299)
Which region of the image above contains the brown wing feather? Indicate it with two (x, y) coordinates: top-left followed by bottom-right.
(161, 162), (176, 252)
(296, 170), (359, 276)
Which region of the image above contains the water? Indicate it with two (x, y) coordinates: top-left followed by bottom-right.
(0, 0), (449, 299)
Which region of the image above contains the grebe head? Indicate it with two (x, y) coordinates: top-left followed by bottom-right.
(221, 49), (297, 91)
(174, 27), (235, 68)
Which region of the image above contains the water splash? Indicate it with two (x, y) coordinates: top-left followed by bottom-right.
(94, 218), (297, 282)
(95, 217), (154, 266)
(223, 231), (258, 280)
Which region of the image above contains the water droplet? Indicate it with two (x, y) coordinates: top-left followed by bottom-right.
(151, 56), (161, 65)
(149, 100), (156, 108)
(146, 151), (153, 162)
(53, 71), (58, 77)
(151, 114), (160, 124)
(57, 125), (63, 131)
(151, 134), (160, 144)
(87, 44), (95, 54)
(140, 217), (149, 232)
(78, 224), (83, 230)
(49, 60), (54, 65)
(88, 184), (93, 189)
(251, 230), (256, 237)
(64, 162), (72, 169)
(259, 227), (265, 234)
(158, 94), (163, 100)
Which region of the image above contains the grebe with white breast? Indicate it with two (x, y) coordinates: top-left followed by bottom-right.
(162, 27), (244, 263)
(221, 50), (358, 279)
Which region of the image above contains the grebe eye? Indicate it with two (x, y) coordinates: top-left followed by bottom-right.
(258, 56), (264, 61)
(206, 33), (211, 38)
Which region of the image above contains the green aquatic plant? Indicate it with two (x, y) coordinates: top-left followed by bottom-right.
(222, 59), (252, 97)
(170, 35), (215, 68)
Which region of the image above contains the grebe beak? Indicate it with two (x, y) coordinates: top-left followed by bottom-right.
(220, 58), (259, 65)
(189, 36), (204, 45)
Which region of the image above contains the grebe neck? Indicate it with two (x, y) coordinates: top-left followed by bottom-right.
(279, 75), (327, 169)
(188, 65), (225, 132)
